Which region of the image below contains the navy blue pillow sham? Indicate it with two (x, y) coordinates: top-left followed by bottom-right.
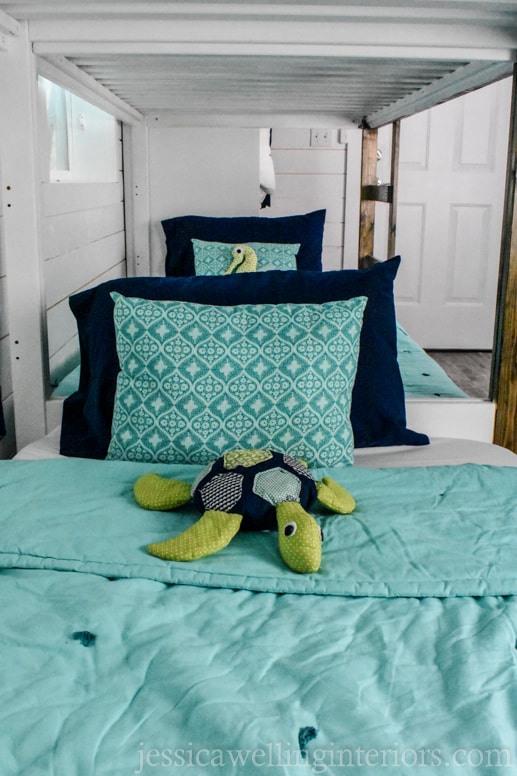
(60, 258), (429, 459)
(162, 210), (326, 276)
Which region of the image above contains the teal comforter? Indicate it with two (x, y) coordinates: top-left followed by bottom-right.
(396, 324), (467, 399)
(1, 459), (517, 774)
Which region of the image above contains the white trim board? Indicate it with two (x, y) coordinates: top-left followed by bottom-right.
(405, 399), (496, 443)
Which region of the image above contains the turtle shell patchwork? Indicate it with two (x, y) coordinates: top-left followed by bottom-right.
(135, 446), (356, 573)
(191, 449), (318, 532)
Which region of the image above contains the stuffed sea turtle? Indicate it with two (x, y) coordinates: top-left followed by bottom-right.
(134, 449), (355, 573)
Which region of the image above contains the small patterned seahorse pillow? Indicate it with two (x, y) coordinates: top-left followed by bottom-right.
(106, 293), (367, 467)
(192, 239), (300, 275)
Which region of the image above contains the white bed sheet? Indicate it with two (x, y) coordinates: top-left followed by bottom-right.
(14, 426), (517, 467)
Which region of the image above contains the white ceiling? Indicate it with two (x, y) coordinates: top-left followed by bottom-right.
(1, 1), (516, 126)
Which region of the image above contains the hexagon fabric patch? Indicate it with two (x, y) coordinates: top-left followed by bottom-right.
(282, 454), (313, 480)
(106, 294), (367, 466)
(253, 467), (302, 506)
(198, 472), (244, 512)
(224, 449), (273, 470)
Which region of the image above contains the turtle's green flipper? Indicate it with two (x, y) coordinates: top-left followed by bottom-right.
(134, 473), (192, 511)
(316, 477), (356, 514)
(147, 510), (243, 561)
(276, 502), (322, 574)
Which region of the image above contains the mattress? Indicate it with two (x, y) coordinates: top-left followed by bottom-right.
(15, 426), (517, 468)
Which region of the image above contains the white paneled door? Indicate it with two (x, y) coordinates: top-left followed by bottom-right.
(394, 77), (512, 349)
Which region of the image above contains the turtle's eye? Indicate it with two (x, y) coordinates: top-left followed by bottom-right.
(284, 521), (297, 537)
(235, 246), (244, 255)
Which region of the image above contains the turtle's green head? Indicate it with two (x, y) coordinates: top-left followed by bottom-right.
(276, 501), (322, 574)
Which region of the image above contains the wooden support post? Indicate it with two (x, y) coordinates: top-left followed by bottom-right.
(492, 66), (517, 454)
(0, 23), (48, 449)
(359, 121), (400, 264)
(358, 126), (378, 265)
(388, 120), (400, 258)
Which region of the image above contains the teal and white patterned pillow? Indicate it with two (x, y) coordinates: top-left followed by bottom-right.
(192, 239), (300, 275)
(106, 294), (367, 467)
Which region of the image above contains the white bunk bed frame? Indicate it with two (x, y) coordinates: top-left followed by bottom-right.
(0, 1), (516, 455)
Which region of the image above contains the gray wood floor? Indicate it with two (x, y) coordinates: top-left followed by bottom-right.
(426, 351), (492, 399)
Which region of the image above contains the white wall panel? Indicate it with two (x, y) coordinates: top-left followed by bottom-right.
(44, 231), (125, 309)
(41, 200), (124, 258)
(47, 300), (77, 376)
(268, 127), (346, 270)
(42, 180), (123, 216)
(41, 129), (126, 389)
(273, 147), (346, 176)
(47, 259), (125, 384)
(147, 126), (259, 275)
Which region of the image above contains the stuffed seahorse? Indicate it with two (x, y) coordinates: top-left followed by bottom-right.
(224, 244), (258, 274)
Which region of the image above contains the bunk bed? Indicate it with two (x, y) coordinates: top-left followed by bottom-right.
(1, 2), (517, 774)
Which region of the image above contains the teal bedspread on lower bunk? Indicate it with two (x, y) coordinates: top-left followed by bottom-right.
(50, 363), (81, 397)
(396, 324), (468, 398)
(50, 325), (468, 401)
(1, 459), (516, 774)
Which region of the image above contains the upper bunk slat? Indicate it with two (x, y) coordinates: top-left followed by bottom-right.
(1, 1), (514, 126)
(368, 60), (514, 127)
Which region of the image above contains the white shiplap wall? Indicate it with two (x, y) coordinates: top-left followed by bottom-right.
(267, 127), (350, 271)
(146, 125), (260, 276)
(0, 22), (127, 455)
(37, 83), (127, 389)
(43, 174), (126, 389)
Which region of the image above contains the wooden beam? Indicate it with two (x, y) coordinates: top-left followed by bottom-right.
(361, 183), (393, 203)
(492, 65), (517, 454)
(358, 126), (378, 264)
(359, 121), (400, 263)
(388, 120), (400, 258)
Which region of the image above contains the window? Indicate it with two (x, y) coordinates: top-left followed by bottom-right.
(39, 77), (120, 183)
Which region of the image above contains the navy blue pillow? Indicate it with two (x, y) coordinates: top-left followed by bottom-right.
(162, 210), (326, 276)
(60, 259), (429, 459)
